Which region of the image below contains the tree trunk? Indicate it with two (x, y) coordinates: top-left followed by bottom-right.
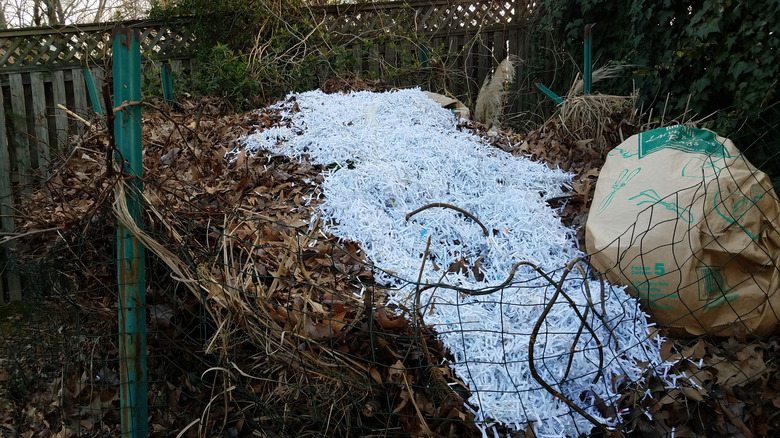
(40, 0), (63, 25)
(33, 0), (42, 26)
(47, 0), (57, 25)
(94, 0), (108, 22)
(0, 4), (7, 29)
(54, 0), (65, 25)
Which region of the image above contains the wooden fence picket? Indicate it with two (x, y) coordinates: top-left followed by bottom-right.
(0, 19), (196, 302)
(0, 84), (22, 303)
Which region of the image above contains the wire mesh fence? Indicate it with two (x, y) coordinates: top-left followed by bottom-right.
(1, 94), (779, 438)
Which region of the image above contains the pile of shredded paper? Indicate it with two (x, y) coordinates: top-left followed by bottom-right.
(242, 89), (666, 437)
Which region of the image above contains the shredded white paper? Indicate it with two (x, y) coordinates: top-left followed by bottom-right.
(240, 89), (665, 437)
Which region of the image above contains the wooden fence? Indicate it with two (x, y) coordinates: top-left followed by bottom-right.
(316, 0), (535, 109)
(0, 0), (537, 303)
(0, 19), (195, 303)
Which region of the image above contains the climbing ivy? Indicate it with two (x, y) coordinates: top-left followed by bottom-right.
(529, 0), (779, 127)
(529, 0), (780, 181)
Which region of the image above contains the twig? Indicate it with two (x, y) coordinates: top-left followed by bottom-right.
(0, 227), (62, 244)
(415, 260), (527, 298)
(563, 264), (600, 383)
(582, 264), (619, 351)
(527, 258), (609, 434)
(406, 203), (489, 237)
(56, 104), (91, 128)
(563, 293), (589, 383)
(113, 100), (142, 113)
(413, 234), (432, 329)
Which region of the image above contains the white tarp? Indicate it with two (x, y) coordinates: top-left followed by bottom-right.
(241, 88), (666, 437)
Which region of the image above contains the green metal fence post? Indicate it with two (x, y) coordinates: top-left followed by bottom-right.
(535, 83), (564, 105)
(584, 23), (596, 95)
(83, 67), (104, 116)
(161, 63), (174, 108)
(113, 27), (147, 438)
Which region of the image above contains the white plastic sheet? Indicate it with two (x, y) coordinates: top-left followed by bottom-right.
(241, 89), (665, 437)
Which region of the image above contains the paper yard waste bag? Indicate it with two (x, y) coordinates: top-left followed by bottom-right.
(586, 126), (780, 337)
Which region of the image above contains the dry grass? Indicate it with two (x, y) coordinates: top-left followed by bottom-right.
(113, 179), (397, 435)
(570, 64), (634, 96)
(474, 56), (518, 130)
(550, 93), (639, 156)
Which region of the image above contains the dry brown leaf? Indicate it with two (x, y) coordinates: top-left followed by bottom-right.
(328, 311), (348, 332)
(682, 339), (707, 359)
(711, 355), (742, 387)
(305, 319), (333, 341)
(680, 386), (704, 402)
(376, 307), (407, 329)
(369, 367), (382, 384)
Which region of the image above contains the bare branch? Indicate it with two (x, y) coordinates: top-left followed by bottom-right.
(93, 0), (107, 22)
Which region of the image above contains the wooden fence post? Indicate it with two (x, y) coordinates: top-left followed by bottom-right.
(8, 73), (31, 198)
(72, 68), (88, 136)
(30, 72), (50, 177)
(52, 70), (69, 152)
(0, 84), (23, 303)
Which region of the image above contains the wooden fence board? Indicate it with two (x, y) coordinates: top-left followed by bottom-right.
(9, 73), (31, 197)
(493, 30), (506, 64)
(0, 84), (23, 303)
(507, 26), (520, 115)
(52, 70), (68, 152)
(384, 42), (396, 70)
(477, 34), (490, 92)
(30, 72), (50, 175)
(463, 35), (477, 103)
(352, 44), (362, 75)
(71, 68), (88, 135)
(368, 44), (380, 76)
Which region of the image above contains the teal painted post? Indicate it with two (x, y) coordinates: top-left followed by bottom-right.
(419, 46), (429, 68)
(113, 27), (147, 438)
(161, 63), (174, 108)
(83, 67), (104, 116)
(535, 83), (564, 105)
(584, 23), (596, 95)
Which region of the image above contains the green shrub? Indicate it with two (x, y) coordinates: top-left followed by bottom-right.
(528, 0), (780, 182)
(529, 0), (780, 129)
(194, 44), (261, 111)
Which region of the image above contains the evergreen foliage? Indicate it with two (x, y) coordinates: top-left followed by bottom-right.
(529, 0), (780, 180)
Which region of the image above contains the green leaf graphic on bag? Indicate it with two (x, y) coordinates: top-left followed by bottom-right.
(695, 266), (738, 310)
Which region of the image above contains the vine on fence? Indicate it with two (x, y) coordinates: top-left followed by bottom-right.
(148, 1), (494, 115)
(528, 0), (780, 185)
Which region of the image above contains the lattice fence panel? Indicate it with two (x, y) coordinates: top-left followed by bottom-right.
(317, 0), (532, 39)
(0, 20), (195, 72)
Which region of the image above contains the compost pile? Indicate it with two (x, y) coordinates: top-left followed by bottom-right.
(3, 88), (780, 438)
(10, 96), (490, 437)
(240, 88), (668, 436)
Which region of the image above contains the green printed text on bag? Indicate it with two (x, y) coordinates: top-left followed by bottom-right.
(638, 126), (729, 158)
